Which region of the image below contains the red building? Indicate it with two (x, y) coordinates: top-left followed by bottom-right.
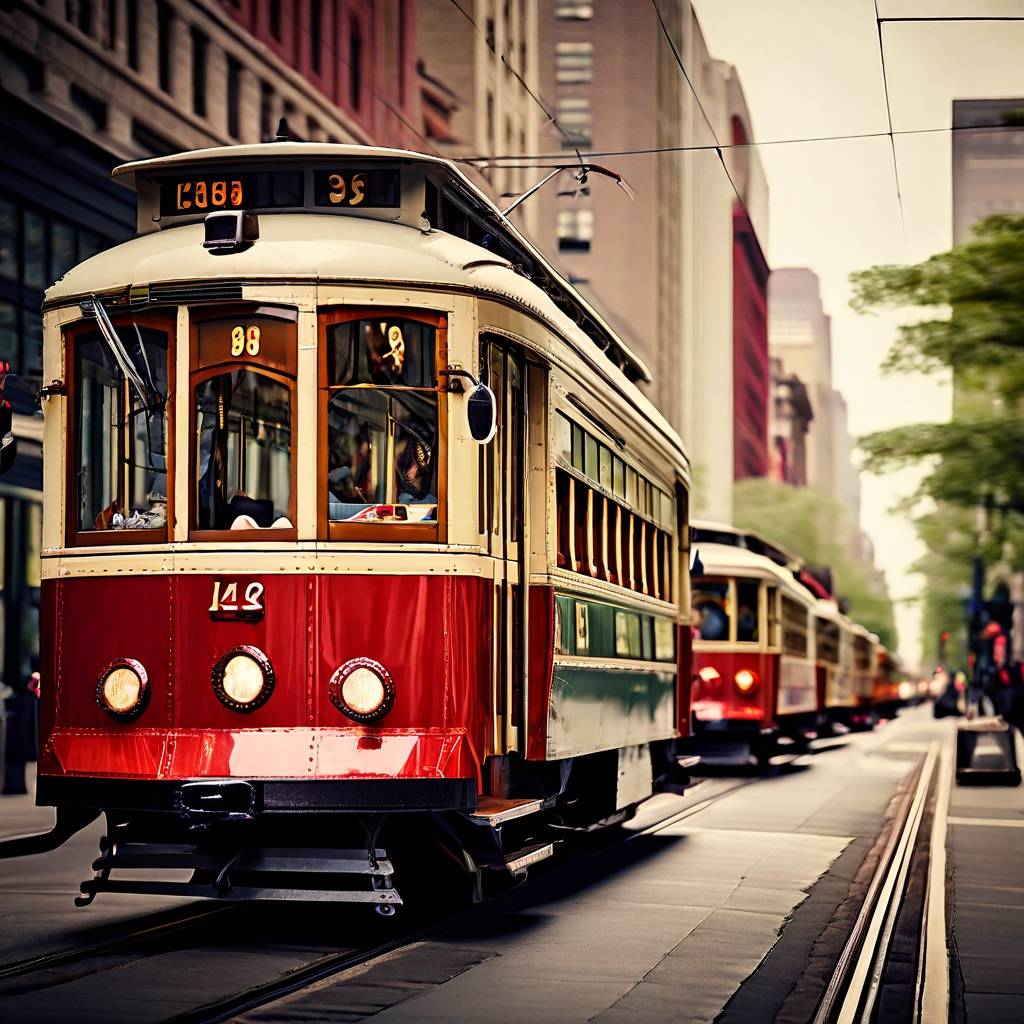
(732, 201), (770, 480)
(219, 0), (420, 148)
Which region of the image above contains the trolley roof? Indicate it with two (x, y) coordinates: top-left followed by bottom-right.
(95, 143), (652, 386)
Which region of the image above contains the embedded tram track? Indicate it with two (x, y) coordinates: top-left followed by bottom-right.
(169, 760), (819, 1024)
(812, 743), (944, 1024)
(0, 745), (831, 1023)
(0, 903), (239, 988)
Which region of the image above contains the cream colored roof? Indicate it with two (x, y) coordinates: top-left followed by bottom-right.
(695, 541), (816, 605)
(45, 212), (685, 470)
(108, 142), (653, 385)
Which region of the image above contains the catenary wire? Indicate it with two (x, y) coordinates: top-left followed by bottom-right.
(874, 0), (908, 245)
(442, 0), (581, 150)
(649, 0), (751, 221)
(454, 121), (1024, 166)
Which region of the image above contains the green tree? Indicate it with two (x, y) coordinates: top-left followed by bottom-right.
(732, 478), (898, 650)
(850, 214), (1024, 664)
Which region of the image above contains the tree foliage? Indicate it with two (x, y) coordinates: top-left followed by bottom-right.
(850, 214), (1024, 664)
(732, 478), (898, 650)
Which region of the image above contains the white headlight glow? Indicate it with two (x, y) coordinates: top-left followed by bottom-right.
(330, 659), (395, 722)
(212, 646), (275, 712)
(97, 659), (149, 720)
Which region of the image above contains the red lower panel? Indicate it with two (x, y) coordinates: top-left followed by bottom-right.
(44, 729), (476, 780)
(691, 650), (775, 726)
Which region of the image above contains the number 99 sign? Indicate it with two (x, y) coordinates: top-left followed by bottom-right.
(230, 325), (261, 357)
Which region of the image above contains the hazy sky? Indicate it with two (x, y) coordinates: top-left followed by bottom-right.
(687, 0), (1024, 666)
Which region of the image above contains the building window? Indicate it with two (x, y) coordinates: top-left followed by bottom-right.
(556, 97), (592, 147)
(311, 0), (322, 75)
(157, 1), (173, 94)
(486, 16), (496, 53)
(260, 81), (274, 141)
(70, 84), (108, 131)
(349, 16), (363, 112)
(127, 0), (139, 70)
(486, 91), (495, 151)
(556, 42), (593, 83)
(556, 1), (593, 19)
(69, 0), (94, 36)
(104, 0), (117, 49)
(227, 56), (242, 138)
(270, 0), (282, 40)
(191, 27), (209, 117)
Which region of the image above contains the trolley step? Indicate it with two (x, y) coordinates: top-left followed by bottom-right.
(469, 797), (545, 826)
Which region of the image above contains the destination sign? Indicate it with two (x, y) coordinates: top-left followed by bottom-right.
(158, 168), (401, 217)
(159, 171), (303, 216)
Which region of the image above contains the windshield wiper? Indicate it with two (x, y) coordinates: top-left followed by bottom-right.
(81, 295), (156, 405)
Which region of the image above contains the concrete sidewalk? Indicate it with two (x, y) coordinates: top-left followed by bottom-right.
(948, 727), (1024, 1023)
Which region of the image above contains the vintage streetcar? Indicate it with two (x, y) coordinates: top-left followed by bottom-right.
(1, 141), (696, 910)
(689, 522), (892, 762)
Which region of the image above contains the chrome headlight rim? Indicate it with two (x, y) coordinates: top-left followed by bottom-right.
(329, 657), (395, 723)
(212, 645), (275, 713)
(96, 657), (150, 721)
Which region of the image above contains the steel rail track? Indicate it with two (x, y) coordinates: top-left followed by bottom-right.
(0, 742), (828, 1019)
(813, 743), (939, 1024)
(0, 903), (237, 986)
(176, 755), (829, 1024)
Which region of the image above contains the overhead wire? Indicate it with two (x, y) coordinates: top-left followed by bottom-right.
(455, 118), (1024, 165)
(441, 0), (582, 152)
(874, 0), (908, 246)
(648, 0), (751, 218)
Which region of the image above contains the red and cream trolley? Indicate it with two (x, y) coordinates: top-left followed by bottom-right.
(4, 143), (695, 909)
(689, 523), (818, 762)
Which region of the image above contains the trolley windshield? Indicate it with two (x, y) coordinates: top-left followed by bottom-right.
(322, 314), (441, 528)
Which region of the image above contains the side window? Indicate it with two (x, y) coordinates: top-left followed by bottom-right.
(70, 316), (171, 543)
(736, 579), (760, 643)
(191, 308), (296, 535)
(321, 311), (444, 537)
(781, 595), (808, 657)
(692, 580), (730, 642)
(766, 586), (781, 649)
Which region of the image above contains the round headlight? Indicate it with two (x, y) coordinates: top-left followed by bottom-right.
(734, 669), (759, 693)
(97, 658), (149, 720)
(329, 658), (395, 722)
(212, 646), (275, 712)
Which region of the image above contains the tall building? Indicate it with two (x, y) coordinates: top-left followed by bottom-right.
(768, 268), (836, 498)
(768, 355), (812, 487)
(415, 0), (540, 235)
(531, 0), (768, 521)
(0, 0), (418, 693)
(952, 99), (1024, 246)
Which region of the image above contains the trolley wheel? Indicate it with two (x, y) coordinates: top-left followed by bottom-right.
(374, 903), (397, 917)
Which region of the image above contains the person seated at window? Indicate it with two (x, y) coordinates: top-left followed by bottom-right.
(696, 599), (729, 642)
(737, 604), (757, 643)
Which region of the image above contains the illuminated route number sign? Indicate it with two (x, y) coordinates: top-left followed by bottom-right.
(313, 169), (400, 208)
(158, 169), (400, 215)
(159, 171), (302, 216)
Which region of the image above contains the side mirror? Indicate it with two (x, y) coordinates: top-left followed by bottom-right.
(689, 546), (704, 577)
(467, 383), (497, 444)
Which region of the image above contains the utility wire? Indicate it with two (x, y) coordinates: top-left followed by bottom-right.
(649, 0), (751, 220)
(456, 121), (1024, 166)
(442, 0), (580, 150)
(874, 0), (908, 245)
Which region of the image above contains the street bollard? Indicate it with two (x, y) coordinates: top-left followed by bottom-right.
(955, 716), (1022, 786)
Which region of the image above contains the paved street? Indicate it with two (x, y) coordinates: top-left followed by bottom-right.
(8, 704), (1012, 1023)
